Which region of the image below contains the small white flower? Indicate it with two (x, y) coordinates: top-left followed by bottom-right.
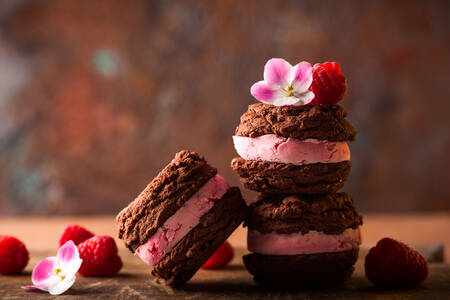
(22, 240), (82, 295)
(250, 58), (314, 106)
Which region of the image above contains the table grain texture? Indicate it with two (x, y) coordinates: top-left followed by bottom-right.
(0, 214), (449, 299)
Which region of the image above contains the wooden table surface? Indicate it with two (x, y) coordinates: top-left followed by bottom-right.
(1, 214), (449, 259)
(1, 214), (449, 299)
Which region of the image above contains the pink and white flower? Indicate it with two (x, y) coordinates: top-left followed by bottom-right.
(250, 58), (314, 106)
(22, 241), (82, 295)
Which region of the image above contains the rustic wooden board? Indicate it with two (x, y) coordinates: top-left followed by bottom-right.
(1, 248), (449, 299)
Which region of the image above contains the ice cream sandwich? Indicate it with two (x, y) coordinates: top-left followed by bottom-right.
(117, 150), (246, 286)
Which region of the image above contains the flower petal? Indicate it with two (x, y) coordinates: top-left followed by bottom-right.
(263, 58), (292, 87)
(31, 256), (56, 287)
(292, 91), (315, 106)
(48, 275), (76, 295)
(57, 240), (76, 263)
(291, 61), (313, 91)
(22, 285), (45, 292)
(250, 81), (278, 103)
(32, 274), (60, 292)
(57, 240), (82, 276)
(272, 96), (303, 107)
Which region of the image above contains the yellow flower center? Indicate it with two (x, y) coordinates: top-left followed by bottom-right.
(54, 268), (66, 280)
(285, 85), (294, 97)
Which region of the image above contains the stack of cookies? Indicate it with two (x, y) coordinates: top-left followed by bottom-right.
(231, 59), (363, 287)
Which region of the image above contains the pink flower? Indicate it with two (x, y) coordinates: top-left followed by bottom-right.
(22, 241), (82, 295)
(250, 58), (314, 106)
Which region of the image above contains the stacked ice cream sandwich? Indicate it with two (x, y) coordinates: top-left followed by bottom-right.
(231, 59), (363, 287)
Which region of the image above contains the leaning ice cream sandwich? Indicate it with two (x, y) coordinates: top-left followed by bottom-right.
(116, 150), (246, 286)
(243, 193), (362, 287)
(231, 103), (356, 194)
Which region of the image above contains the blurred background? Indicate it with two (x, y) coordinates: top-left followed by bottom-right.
(0, 0), (448, 215)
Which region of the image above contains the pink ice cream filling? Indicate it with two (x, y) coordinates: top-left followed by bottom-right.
(248, 228), (361, 255)
(233, 134), (350, 165)
(135, 174), (229, 266)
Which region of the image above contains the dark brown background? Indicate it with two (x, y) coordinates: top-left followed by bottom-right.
(0, 0), (448, 215)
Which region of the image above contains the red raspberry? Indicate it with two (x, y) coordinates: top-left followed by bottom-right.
(365, 237), (428, 288)
(59, 224), (94, 246)
(309, 62), (347, 105)
(201, 241), (234, 269)
(77, 235), (122, 277)
(0, 235), (29, 275)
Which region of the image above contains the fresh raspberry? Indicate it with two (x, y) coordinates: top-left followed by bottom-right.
(309, 62), (347, 105)
(0, 235), (29, 275)
(201, 241), (234, 269)
(365, 237), (428, 288)
(59, 224), (95, 247)
(77, 235), (122, 277)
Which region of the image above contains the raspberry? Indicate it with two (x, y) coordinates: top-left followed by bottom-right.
(309, 62), (347, 105)
(0, 235), (29, 275)
(77, 235), (122, 277)
(201, 241), (234, 269)
(59, 224), (94, 246)
(365, 237), (428, 288)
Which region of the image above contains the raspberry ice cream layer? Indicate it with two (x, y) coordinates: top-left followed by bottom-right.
(233, 134), (350, 165)
(135, 174), (229, 266)
(248, 227), (361, 255)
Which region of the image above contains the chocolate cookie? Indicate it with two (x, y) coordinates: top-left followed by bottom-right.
(231, 157), (351, 194)
(243, 248), (359, 288)
(117, 150), (217, 251)
(152, 187), (246, 286)
(245, 193), (362, 235)
(116, 150), (247, 286)
(235, 103), (356, 142)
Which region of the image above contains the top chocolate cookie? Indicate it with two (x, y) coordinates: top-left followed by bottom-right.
(235, 103), (356, 142)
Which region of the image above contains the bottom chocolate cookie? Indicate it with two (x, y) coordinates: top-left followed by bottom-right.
(243, 248), (359, 288)
(152, 187), (247, 286)
(231, 158), (351, 194)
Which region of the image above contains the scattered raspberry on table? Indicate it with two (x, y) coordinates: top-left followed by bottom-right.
(201, 241), (234, 269)
(365, 237), (429, 288)
(77, 235), (122, 277)
(0, 235), (29, 275)
(59, 224), (95, 246)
